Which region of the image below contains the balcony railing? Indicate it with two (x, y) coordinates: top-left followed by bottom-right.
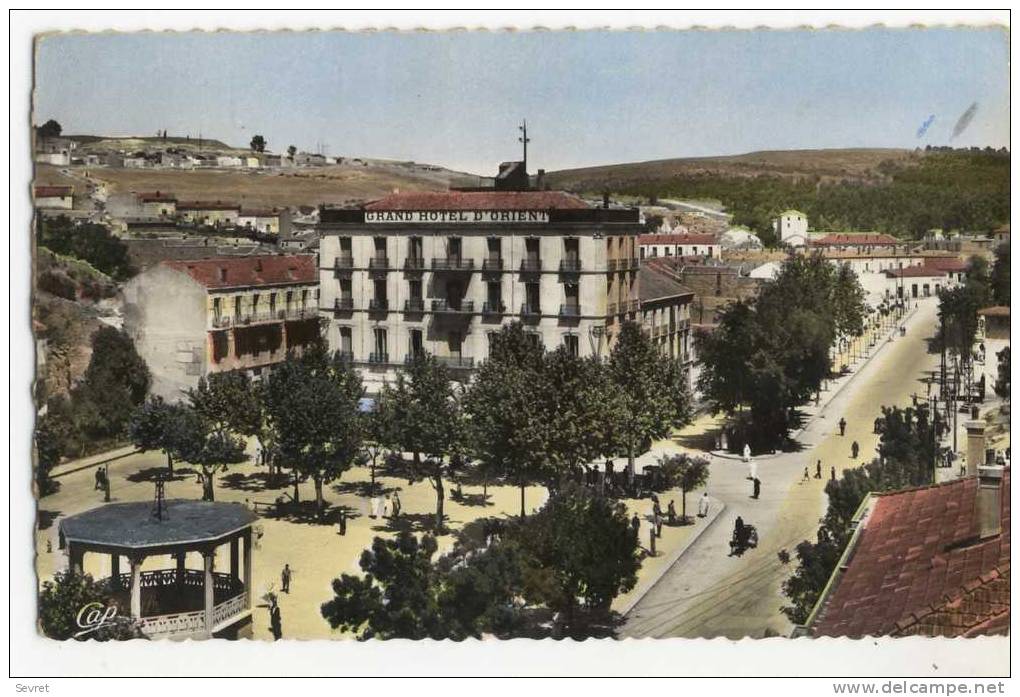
(368, 352), (390, 364)
(520, 259), (542, 273)
(520, 303), (541, 318)
(333, 297), (354, 312)
(333, 255), (354, 269)
(482, 257), (504, 272)
(404, 298), (425, 313)
(403, 352), (426, 365)
(432, 299), (475, 314)
(211, 307), (316, 328)
(435, 356), (475, 370)
(559, 303), (582, 318)
(368, 256), (390, 270)
(560, 258), (582, 273)
(431, 257), (475, 272)
(368, 298), (390, 312)
(403, 257), (426, 271)
(482, 301), (506, 316)
(337, 350), (354, 363)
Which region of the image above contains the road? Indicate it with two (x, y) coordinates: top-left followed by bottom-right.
(659, 198), (732, 222)
(622, 299), (941, 639)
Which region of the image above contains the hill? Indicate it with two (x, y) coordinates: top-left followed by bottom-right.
(67, 134), (240, 153)
(547, 147), (1009, 242)
(545, 148), (918, 192)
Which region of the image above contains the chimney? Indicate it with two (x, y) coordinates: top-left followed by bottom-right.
(976, 465), (1005, 538)
(536, 169), (546, 191)
(966, 420), (986, 477)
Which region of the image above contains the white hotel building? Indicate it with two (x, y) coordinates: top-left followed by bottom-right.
(316, 189), (645, 392)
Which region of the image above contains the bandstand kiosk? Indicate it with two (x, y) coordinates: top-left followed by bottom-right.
(59, 498), (258, 639)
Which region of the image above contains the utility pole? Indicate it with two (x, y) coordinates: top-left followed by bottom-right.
(518, 119), (530, 171)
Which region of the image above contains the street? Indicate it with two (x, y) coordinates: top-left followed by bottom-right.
(622, 299), (942, 638)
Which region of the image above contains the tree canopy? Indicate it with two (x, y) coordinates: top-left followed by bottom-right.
(36, 119), (62, 139)
(36, 216), (134, 281)
(250, 135), (267, 152)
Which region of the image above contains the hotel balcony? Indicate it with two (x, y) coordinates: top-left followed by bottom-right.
(337, 350), (354, 363)
(333, 255), (355, 269)
(482, 257), (504, 273)
(520, 303), (541, 320)
(559, 303), (582, 318)
(368, 298), (390, 314)
(368, 352), (390, 364)
(368, 256), (390, 270)
(520, 259), (542, 273)
(404, 298), (426, 313)
(431, 257), (475, 272)
(435, 356), (475, 370)
(482, 301), (506, 316)
(559, 258), (582, 273)
(333, 297), (354, 312)
(210, 307), (316, 329)
(403, 257), (427, 272)
(431, 299), (475, 315)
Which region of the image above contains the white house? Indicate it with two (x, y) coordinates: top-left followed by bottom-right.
(774, 210), (809, 246)
(34, 185), (74, 209)
(237, 208), (288, 236)
(638, 233), (721, 260)
(216, 156), (244, 168)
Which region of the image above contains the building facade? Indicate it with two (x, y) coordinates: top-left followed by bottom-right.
(178, 201), (241, 227)
(638, 233), (721, 260)
(238, 208), (288, 236)
(316, 190), (643, 392)
(122, 254), (320, 400)
(773, 209), (809, 246)
(33, 185), (73, 210)
(137, 191), (177, 217)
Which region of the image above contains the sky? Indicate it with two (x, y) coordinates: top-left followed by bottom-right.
(34, 28), (1010, 175)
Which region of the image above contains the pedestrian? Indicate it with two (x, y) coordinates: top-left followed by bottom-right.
(747, 458), (758, 482)
(281, 564), (292, 594)
(803, 466), (810, 481)
(742, 443), (751, 463)
(838, 417), (847, 437)
(734, 516), (745, 543)
(815, 460), (822, 479)
(667, 500), (677, 525)
(269, 598), (282, 641)
(851, 440), (860, 459)
(369, 495), (381, 519)
(653, 509), (663, 538)
(630, 513), (640, 539)
(382, 494), (392, 519)
(652, 497), (662, 520)
(752, 477), (761, 499)
(94, 468), (104, 491)
(830, 466), (836, 481)
(391, 492), (401, 519)
(698, 493), (710, 518)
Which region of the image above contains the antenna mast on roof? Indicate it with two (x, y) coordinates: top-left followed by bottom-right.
(518, 119), (530, 171)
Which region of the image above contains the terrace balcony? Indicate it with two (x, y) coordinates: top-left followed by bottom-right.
(404, 298), (426, 313)
(481, 301), (506, 316)
(403, 257), (427, 272)
(435, 356), (475, 370)
(559, 303), (582, 318)
(559, 258), (582, 273)
(210, 307), (317, 329)
(333, 297), (355, 312)
(520, 303), (541, 320)
(368, 298), (390, 314)
(333, 255), (355, 270)
(519, 259), (542, 273)
(431, 257), (475, 272)
(368, 256), (390, 270)
(482, 257), (504, 273)
(368, 352), (390, 365)
(431, 299), (475, 315)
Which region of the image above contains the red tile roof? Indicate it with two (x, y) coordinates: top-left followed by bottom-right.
(177, 200), (241, 211)
(163, 255), (317, 289)
(813, 233), (900, 246)
(923, 256), (969, 272)
(363, 190), (588, 211)
(34, 185), (72, 198)
(884, 266), (947, 278)
(638, 233), (718, 245)
(812, 470), (1010, 638)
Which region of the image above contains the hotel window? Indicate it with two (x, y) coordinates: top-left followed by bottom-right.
(339, 279), (352, 300)
(409, 279), (423, 301)
(525, 238), (540, 264)
(526, 332), (542, 349)
(665, 248), (672, 257)
(339, 237), (353, 262)
(640, 247), (646, 260)
(339, 327), (353, 355)
(564, 334), (579, 357)
(565, 283), (579, 310)
(409, 329), (423, 358)
(447, 237), (462, 261)
(374, 328), (388, 356)
(373, 237), (387, 262)
(252, 294), (260, 317)
(448, 332), (463, 359)
(487, 237), (502, 263)
(525, 282), (540, 313)
(487, 280), (501, 311)
(270, 292), (278, 313)
(212, 297), (222, 320)
(301, 289), (308, 309)
(285, 290), (293, 310)
(564, 238), (579, 263)
(408, 236), (423, 263)
(234, 296), (242, 318)
(374, 279), (388, 304)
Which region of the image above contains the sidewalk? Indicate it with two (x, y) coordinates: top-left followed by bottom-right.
(49, 444), (138, 479)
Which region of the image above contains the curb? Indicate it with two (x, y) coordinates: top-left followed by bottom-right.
(616, 496), (726, 617)
(50, 447), (140, 479)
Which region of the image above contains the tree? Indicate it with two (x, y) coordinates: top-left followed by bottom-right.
(250, 135), (267, 152)
(991, 242), (1010, 306)
(361, 397), (399, 494)
(287, 145), (297, 161)
(657, 453), (710, 520)
(174, 405), (246, 501)
(38, 571), (142, 641)
(382, 354), (462, 530)
(512, 484), (639, 626)
(36, 119), (62, 139)
(995, 347), (1010, 401)
(128, 396), (192, 475)
(189, 371), (267, 466)
(262, 346), (364, 516)
(463, 323), (552, 519)
(36, 216), (134, 281)
(607, 321), (677, 475)
(34, 412), (68, 496)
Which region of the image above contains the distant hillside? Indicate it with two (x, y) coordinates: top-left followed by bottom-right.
(67, 134), (239, 152)
(548, 147), (1009, 242)
(546, 148), (918, 192)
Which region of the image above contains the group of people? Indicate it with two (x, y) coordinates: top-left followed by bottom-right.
(369, 492), (401, 520)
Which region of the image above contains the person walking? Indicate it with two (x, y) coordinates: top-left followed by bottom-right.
(815, 460), (822, 479)
(667, 500), (677, 525)
(382, 494), (392, 519)
(803, 466), (810, 481)
(269, 598), (282, 641)
(281, 564), (292, 594)
(698, 493), (710, 518)
(630, 513), (641, 541)
(851, 440), (860, 459)
(838, 417), (847, 437)
(391, 492), (401, 519)
(94, 468), (105, 491)
(752, 477), (761, 500)
(830, 466), (837, 481)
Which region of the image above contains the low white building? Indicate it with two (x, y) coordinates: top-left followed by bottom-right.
(216, 156), (244, 168)
(237, 208), (287, 236)
(639, 233), (721, 260)
(774, 209), (810, 246)
(34, 185), (73, 209)
(719, 227), (763, 251)
(123, 157), (148, 168)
